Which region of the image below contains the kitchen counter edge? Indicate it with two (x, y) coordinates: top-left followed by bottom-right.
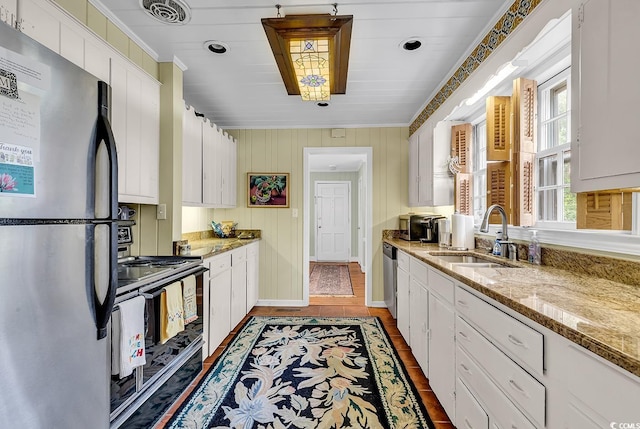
(384, 237), (640, 378)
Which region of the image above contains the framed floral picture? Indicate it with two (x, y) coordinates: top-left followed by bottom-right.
(247, 173), (289, 207)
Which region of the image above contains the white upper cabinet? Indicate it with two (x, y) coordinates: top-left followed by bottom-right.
(182, 106), (204, 205)
(110, 56), (160, 204)
(408, 121), (456, 207)
(182, 105), (237, 208)
(17, 0), (161, 204)
(221, 132), (237, 207)
(572, 0), (640, 191)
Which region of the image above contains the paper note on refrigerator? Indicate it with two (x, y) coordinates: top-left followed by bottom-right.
(0, 142), (34, 196)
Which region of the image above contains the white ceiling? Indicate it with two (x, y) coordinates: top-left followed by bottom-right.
(94, 0), (513, 130)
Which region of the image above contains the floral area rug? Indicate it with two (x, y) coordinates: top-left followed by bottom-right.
(166, 316), (434, 429)
(309, 264), (354, 296)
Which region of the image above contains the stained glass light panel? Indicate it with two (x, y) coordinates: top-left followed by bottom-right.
(289, 39), (331, 101)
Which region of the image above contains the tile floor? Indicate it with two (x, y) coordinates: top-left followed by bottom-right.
(156, 262), (454, 428)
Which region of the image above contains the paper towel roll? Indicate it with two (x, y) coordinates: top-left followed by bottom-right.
(451, 213), (466, 249)
(451, 213), (475, 250)
(464, 215), (475, 250)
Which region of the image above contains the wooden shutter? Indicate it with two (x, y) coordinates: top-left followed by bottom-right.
(512, 78), (537, 153)
(451, 123), (473, 173)
(455, 173), (472, 216)
(513, 152), (535, 226)
(486, 96), (511, 161)
(486, 161), (512, 224)
(577, 191), (635, 230)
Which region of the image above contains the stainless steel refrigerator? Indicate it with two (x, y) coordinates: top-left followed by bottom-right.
(0, 22), (118, 429)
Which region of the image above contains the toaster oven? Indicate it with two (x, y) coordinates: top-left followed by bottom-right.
(399, 214), (443, 242)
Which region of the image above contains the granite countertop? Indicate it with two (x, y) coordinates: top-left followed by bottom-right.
(384, 237), (640, 378)
(187, 236), (260, 258)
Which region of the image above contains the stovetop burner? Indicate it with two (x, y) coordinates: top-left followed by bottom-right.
(116, 256), (203, 294)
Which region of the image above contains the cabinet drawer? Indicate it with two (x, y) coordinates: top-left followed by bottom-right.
(457, 317), (545, 427)
(409, 256), (428, 285)
(456, 286), (543, 374)
(207, 253), (231, 276)
(566, 344), (640, 423)
(397, 250), (410, 271)
(457, 347), (536, 429)
(429, 267), (454, 304)
(456, 378), (488, 429)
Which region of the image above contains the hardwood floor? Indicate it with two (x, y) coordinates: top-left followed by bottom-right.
(156, 262), (454, 428)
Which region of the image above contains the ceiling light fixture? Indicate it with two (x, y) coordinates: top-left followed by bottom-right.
(204, 40), (229, 54)
(261, 5), (353, 102)
(400, 37), (423, 51)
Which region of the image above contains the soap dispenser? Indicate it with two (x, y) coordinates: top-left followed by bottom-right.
(528, 230), (541, 265)
(492, 231), (503, 256)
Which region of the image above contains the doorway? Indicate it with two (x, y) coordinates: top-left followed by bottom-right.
(303, 147), (373, 306)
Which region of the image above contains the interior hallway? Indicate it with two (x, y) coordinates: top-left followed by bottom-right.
(158, 262), (453, 428)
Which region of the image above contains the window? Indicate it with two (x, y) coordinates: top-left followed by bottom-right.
(536, 68), (576, 226)
(472, 119), (487, 224)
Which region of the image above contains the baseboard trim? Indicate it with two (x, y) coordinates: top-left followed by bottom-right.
(368, 301), (387, 308)
(256, 299), (307, 307)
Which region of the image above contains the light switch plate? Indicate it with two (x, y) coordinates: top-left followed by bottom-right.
(292, 208), (298, 218)
(157, 203), (167, 220)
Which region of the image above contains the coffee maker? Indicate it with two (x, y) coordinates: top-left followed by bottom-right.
(419, 215), (444, 243)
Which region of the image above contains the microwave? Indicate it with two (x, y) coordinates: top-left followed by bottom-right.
(399, 214), (444, 242)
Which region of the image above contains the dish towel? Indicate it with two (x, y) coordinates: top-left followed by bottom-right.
(182, 275), (198, 324)
(117, 296), (146, 378)
(160, 282), (185, 344)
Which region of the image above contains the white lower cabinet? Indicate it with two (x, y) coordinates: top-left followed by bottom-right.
(203, 244), (260, 358)
(428, 289), (455, 422)
(564, 342), (640, 428)
(391, 252), (640, 429)
(457, 345), (536, 429)
(396, 251), (410, 342)
(206, 252), (232, 356)
(230, 247), (247, 330)
(456, 378), (488, 429)
(409, 276), (428, 375)
(245, 242), (259, 312)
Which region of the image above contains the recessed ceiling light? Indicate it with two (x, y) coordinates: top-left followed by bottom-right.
(203, 40), (229, 54)
(400, 37), (423, 51)
(317, 102), (329, 107)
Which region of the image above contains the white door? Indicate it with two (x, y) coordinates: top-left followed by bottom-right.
(315, 181), (350, 262)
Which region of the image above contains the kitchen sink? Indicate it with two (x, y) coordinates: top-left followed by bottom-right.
(431, 253), (517, 268)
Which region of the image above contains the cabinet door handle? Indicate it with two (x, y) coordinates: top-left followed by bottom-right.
(457, 331), (470, 341)
(507, 334), (527, 349)
(456, 300), (469, 307)
(508, 379), (530, 398)
(459, 363), (471, 374)
(464, 418), (474, 429)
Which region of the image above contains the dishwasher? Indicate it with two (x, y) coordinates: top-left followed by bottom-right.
(383, 242), (397, 319)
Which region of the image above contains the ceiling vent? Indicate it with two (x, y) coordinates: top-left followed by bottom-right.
(140, 0), (191, 25)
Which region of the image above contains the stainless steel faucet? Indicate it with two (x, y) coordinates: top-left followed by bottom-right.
(480, 204), (515, 259)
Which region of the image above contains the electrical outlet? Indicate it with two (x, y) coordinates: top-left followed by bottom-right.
(156, 203), (167, 220)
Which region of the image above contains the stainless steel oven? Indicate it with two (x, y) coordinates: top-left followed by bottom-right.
(109, 255), (207, 429)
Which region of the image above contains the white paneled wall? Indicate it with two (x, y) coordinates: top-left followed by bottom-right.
(186, 127), (410, 303)
(182, 206), (216, 233)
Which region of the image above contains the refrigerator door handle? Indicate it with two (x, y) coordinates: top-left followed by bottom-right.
(91, 81), (119, 340)
(90, 222), (118, 340)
